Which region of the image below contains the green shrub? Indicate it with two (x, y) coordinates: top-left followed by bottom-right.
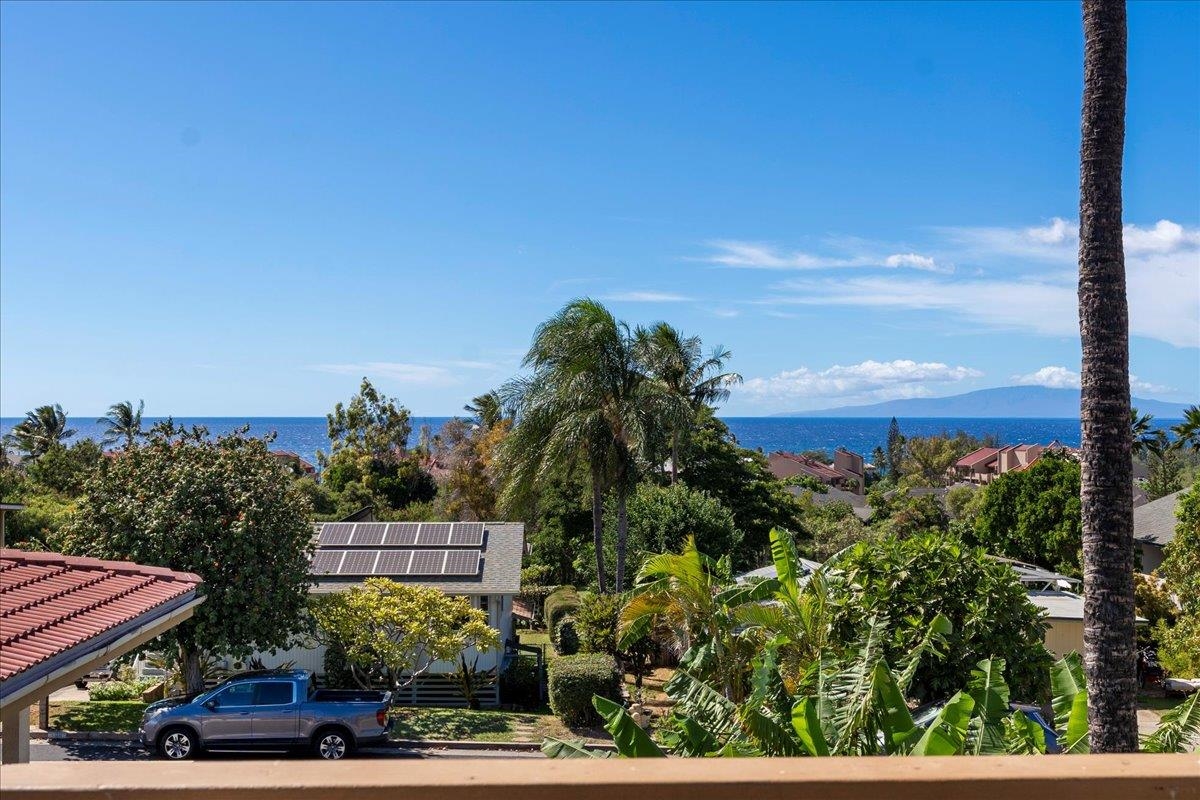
(545, 586), (580, 638)
(500, 655), (541, 708)
(322, 639), (355, 688)
(575, 593), (622, 655)
(88, 680), (156, 702)
(555, 615), (580, 656)
(547, 653), (621, 726)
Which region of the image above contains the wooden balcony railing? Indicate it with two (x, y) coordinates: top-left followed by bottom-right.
(2, 754), (1197, 800)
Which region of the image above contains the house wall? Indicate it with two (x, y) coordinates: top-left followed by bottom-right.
(1139, 542), (1165, 574)
(1043, 619), (1085, 658)
(767, 454), (805, 480)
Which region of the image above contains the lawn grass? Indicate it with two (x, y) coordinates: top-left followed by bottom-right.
(518, 629), (551, 657)
(30, 701), (146, 732)
(389, 706), (607, 743)
(1138, 692), (1189, 715)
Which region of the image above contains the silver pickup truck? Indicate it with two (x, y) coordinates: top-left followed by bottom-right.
(140, 669), (392, 760)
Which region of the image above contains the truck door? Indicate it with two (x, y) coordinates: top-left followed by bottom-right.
(199, 682), (255, 744)
(251, 681), (300, 744)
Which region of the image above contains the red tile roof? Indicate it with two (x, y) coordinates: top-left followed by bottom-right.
(0, 550), (201, 683)
(773, 452), (843, 481)
(955, 447), (1000, 469)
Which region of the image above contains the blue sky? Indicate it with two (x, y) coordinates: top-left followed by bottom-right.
(2, 1), (1197, 417)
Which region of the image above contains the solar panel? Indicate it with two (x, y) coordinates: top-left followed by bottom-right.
(350, 522), (387, 546)
(444, 550), (481, 575)
(338, 550), (378, 575)
(319, 523), (354, 546)
(409, 550), (447, 575)
(417, 522), (452, 546)
(311, 551), (344, 575)
(448, 522), (485, 547)
(374, 550), (413, 576)
(383, 523), (419, 546)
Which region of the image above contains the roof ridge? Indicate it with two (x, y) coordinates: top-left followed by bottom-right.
(0, 549), (201, 583)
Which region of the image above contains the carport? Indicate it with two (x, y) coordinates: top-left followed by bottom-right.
(0, 549), (203, 763)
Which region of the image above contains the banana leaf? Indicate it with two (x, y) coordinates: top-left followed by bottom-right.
(872, 661), (919, 754)
(593, 696), (666, 757)
(541, 737), (615, 758)
(1050, 653), (1089, 754)
(966, 658), (1010, 755)
(1141, 690), (1200, 753)
(1002, 709), (1047, 755)
(791, 697), (831, 756)
(909, 691), (975, 755)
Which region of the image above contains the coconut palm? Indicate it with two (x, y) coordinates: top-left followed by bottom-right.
(98, 400), (145, 449)
(500, 299), (659, 592)
(464, 391), (505, 431)
(633, 323), (741, 484)
(5, 404), (75, 460)
(1170, 405), (1200, 454)
(1077, 0), (1137, 752)
(1130, 408), (1156, 458)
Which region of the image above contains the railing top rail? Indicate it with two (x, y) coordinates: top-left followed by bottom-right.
(3, 754), (1198, 800)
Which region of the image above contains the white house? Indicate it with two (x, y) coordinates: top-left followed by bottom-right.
(241, 520), (524, 706)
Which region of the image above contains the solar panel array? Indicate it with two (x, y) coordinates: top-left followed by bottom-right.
(313, 548), (482, 577)
(317, 522), (485, 548)
(312, 522), (488, 578)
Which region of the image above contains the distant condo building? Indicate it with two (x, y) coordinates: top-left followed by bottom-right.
(768, 447), (868, 495)
(953, 441), (1075, 485)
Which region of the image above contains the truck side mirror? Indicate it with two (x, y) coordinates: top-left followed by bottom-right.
(203, 699), (219, 711)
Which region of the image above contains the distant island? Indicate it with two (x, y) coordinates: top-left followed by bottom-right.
(776, 385), (1192, 419)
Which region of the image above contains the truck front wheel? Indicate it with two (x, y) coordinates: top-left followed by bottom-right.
(158, 727), (198, 760)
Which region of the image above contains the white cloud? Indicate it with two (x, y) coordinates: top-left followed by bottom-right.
(1013, 366), (1080, 389)
(885, 253), (941, 271)
(601, 291), (694, 302)
(740, 359), (983, 404)
(1012, 365), (1172, 396)
(699, 241), (946, 272)
(760, 217), (1199, 348)
(710, 308), (741, 318)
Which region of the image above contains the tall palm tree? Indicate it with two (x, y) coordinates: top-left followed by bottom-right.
(634, 323), (741, 484)
(98, 400), (145, 449)
(1170, 405), (1200, 453)
(5, 404), (75, 460)
(500, 299), (657, 592)
(1077, 0), (1137, 752)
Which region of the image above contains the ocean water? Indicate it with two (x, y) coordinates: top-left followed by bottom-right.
(0, 415), (1137, 468)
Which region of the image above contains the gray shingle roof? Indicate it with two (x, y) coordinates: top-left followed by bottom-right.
(309, 522), (525, 595)
(1027, 590), (1147, 623)
(1133, 490), (1185, 547)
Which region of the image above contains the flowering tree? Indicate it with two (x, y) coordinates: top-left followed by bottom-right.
(310, 578), (499, 691)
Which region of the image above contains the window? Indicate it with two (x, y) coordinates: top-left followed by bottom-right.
(478, 595), (490, 614)
(213, 682), (255, 708)
(254, 682), (294, 706)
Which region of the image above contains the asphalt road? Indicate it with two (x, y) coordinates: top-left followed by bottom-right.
(30, 740), (545, 761)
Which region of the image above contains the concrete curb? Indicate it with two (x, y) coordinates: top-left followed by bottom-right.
(32, 730), (139, 742)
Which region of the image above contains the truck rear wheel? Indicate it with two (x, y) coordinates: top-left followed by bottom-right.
(313, 727), (353, 760)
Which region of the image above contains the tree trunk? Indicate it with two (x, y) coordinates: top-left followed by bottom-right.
(615, 492), (629, 592)
(181, 647), (204, 696)
(1078, 0), (1137, 753)
(670, 432), (680, 485)
(592, 473), (608, 594)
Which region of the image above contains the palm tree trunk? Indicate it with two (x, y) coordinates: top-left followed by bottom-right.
(615, 492), (629, 591)
(1078, 0), (1137, 753)
(591, 472), (608, 594)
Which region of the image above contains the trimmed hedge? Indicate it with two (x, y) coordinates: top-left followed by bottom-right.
(554, 615), (580, 656)
(575, 592), (622, 655)
(547, 653), (621, 726)
(499, 655), (541, 708)
(545, 586), (580, 640)
(88, 680), (156, 702)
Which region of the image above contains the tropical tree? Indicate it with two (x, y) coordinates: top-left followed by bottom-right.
(309, 578), (498, 691)
(1142, 431), (1185, 500)
(500, 299), (659, 592)
(1170, 405), (1200, 454)
(321, 378), (412, 462)
(633, 322), (741, 483)
(885, 417), (905, 479)
(464, 390), (506, 431)
(1130, 407), (1156, 458)
(5, 404), (75, 460)
(98, 399), (145, 449)
(64, 422), (315, 693)
(1077, 0), (1137, 752)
